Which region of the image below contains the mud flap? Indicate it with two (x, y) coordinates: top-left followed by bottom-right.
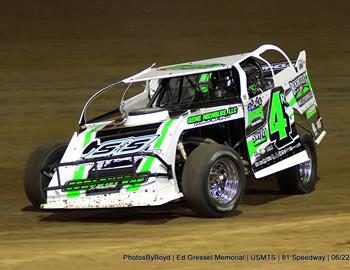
(286, 51), (326, 144)
(245, 87), (308, 178)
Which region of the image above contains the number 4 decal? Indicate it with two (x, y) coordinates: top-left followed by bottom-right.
(268, 88), (292, 148)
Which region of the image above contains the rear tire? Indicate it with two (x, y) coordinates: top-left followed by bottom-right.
(277, 134), (317, 194)
(181, 144), (246, 217)
(24, 143), (67, 207)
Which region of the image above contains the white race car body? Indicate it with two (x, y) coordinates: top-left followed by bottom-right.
(42, 44), (326, 209)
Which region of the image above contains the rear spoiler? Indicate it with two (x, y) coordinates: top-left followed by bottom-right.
(261, 60), (297, 76)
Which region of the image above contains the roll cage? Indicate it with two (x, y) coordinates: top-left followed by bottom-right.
(78, 44), (296, 127)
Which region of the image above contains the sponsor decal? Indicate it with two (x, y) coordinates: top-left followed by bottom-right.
(248, 106), (264, 125)
(261, 61), (290, 73)
(289, 72), (307, 93)
(98, 156), (143, 170)
(63, 175), (147, 195)
(288, 72), (312, 106)
(82, 135), (158, 158)
(251, 127), (269, 146)
(187, 106), (238, 125)
(247, 96), (264, 126)
(254, 142), (302, 168)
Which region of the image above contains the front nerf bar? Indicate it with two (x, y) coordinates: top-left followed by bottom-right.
(42, 151), (173, 192)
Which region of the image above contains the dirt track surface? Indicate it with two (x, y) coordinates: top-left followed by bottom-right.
(0, 1), (349, 269)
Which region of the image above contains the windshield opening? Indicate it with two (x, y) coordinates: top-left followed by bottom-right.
(82, 68), (241, 126)
(148, 69), (240, 111)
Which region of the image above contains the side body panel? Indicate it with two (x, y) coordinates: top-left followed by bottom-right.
(238, 48), (325, 178)
(237, 48), (313, 178)
(243, 87), (307, 178)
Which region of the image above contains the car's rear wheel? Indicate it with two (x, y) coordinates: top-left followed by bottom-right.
(24, 143), (67, 207)
(277, 133), (317, 194)
(181, 144), (246, 217)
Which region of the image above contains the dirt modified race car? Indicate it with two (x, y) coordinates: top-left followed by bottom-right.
(24, 44), (326, 217)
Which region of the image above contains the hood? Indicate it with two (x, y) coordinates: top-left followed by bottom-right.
(124, 107), (169, 126)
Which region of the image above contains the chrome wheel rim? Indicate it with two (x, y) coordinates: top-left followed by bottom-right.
(299, 147), (312, 184)
(208, 157), (239, 204)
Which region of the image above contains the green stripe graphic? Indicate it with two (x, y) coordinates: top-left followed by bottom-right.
(137, 119), (174, 174)
(67, 124), (102, 199)
(127, 119), (174, 192)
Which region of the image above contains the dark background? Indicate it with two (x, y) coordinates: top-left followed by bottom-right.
(0, 1), (349, 269)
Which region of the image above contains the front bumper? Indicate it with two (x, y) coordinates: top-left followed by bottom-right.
(41, 151), (182, 209)
(42, 181), (183, 209)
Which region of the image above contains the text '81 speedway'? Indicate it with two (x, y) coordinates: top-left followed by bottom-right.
(24, 44), (326, 217)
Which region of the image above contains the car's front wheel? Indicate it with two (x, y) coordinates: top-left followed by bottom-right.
(24, 143), (67, 207)
(181, 144), (246, 217)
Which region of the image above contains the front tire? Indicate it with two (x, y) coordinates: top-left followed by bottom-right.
(24, 143), (67, 207)
(181, 144), (246, 217)
(277, 134), (317, 194)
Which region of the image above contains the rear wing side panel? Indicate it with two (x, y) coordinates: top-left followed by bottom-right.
(285, 51), (326, 144)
